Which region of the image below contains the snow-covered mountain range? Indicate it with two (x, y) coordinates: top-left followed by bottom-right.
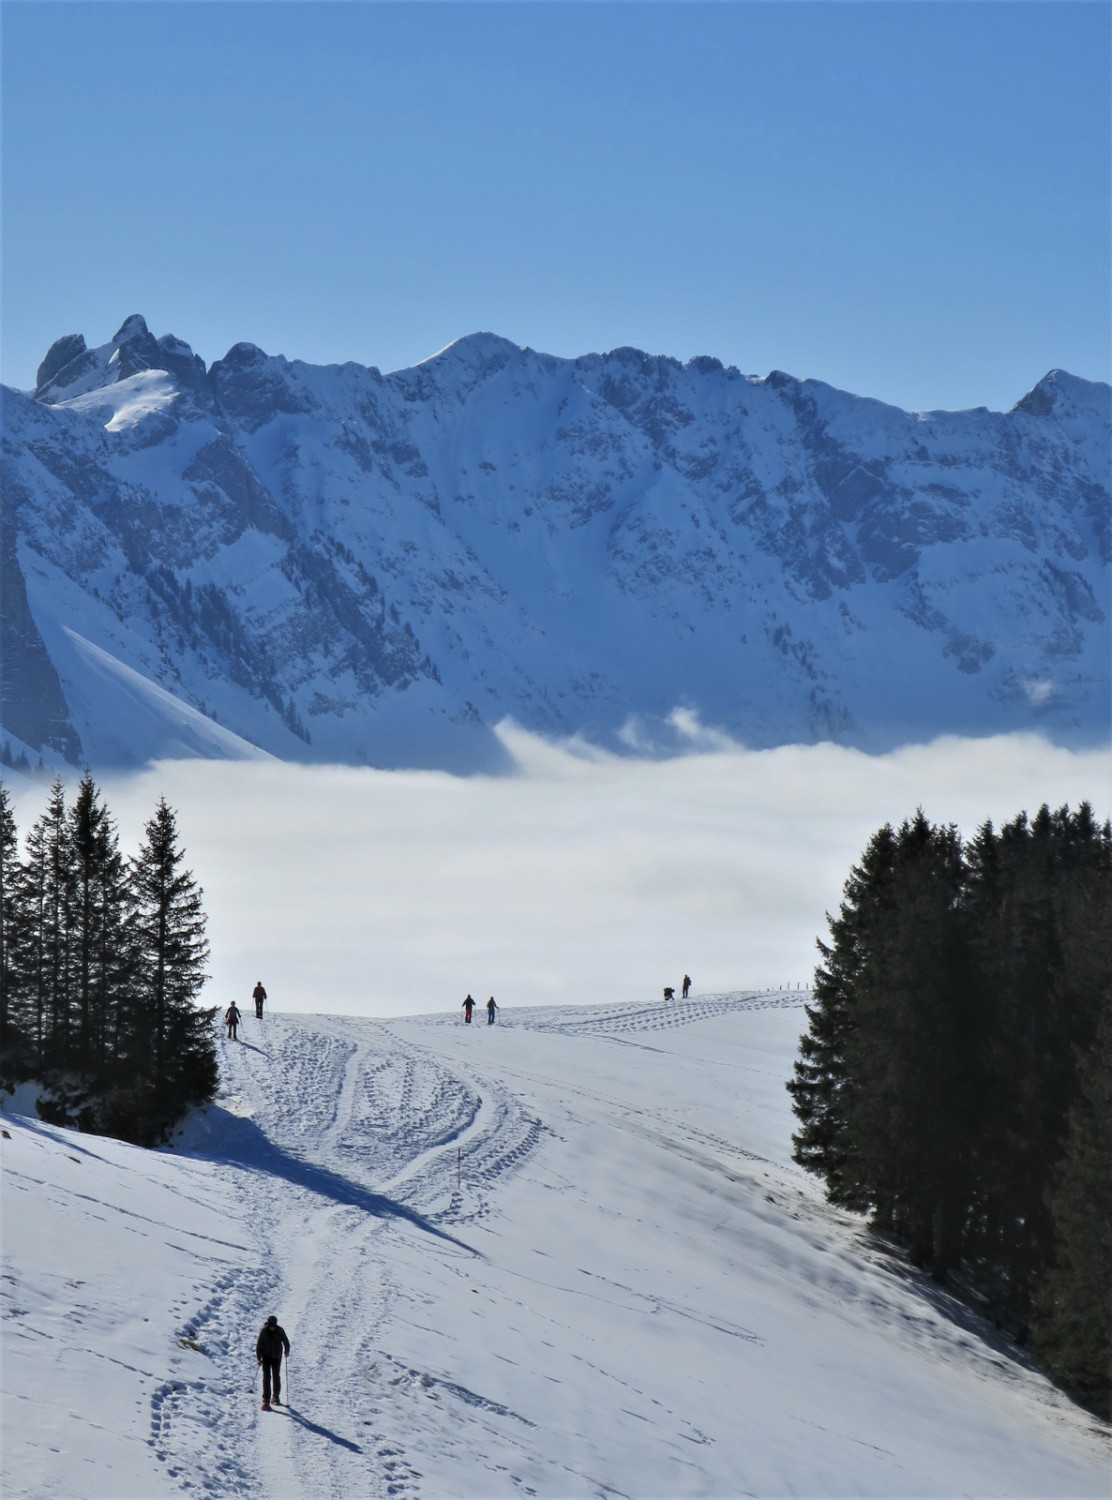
(3, 315), (1109, 772)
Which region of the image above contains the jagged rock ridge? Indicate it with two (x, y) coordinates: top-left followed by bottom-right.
(2, 314), (1109, 772)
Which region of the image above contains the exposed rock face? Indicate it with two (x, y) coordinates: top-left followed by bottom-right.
(2, 317), (1109, 771)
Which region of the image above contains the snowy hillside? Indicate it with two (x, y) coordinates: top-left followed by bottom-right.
(2, 316), (1109, 773)
(3, 993), (1107, 1499)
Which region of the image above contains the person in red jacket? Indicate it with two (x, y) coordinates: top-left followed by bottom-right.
(252, 981), (267, 1019)
(256, 1315), (290, 1410)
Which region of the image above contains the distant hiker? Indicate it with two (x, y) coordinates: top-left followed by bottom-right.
(462, 994), (476, 1024)
(486, 996), (498, 1025)
(225, 1003), (242, 1039)
(256, 1315), (290, 1410)
(663, 986), (675, 1002)
(252, 981), (267, 1019)
(682, 974), (692, 999)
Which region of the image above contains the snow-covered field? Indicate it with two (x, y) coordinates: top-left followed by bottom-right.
(3, 992), (1108, 1499)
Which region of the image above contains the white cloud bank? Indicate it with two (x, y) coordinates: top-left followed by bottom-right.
(8, 728), (1110, 1020)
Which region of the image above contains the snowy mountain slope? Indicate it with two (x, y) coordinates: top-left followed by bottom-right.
(2, 316), (1109, 772)
(3, 993), (1108, 1499)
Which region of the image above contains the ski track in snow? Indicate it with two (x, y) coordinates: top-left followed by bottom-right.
(152, 993), (781, 1497)
(163, 1004), (559, 1498)
(11, 989), (1107, 1500)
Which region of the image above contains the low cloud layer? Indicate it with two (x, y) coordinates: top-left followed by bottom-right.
(9, 728), (1110, 1020)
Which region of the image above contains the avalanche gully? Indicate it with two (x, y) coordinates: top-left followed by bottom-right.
(3, 992), (1108, 1500)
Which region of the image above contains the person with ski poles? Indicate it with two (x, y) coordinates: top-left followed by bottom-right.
(462, 994), (476, 1024)
(252, 980), (267, 1019)
(256, 1314), (291, 1410)
(225, 1002), (242, 1039)
(486, 996), (498, 1025)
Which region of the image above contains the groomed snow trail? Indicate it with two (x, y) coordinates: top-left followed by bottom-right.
(151, 992), (1110, 1500)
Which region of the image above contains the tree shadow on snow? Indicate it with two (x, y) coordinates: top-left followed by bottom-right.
(864, 1230), (1046, 1375)
(179, 1104), (479, 1256)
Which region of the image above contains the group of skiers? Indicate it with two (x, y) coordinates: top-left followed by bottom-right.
(224, 981), (268, 1039)
(461, 994), (498, 1025)
(229, 976), (687, 1038)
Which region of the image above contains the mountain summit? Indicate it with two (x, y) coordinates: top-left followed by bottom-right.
(2, 318), (1109, 772)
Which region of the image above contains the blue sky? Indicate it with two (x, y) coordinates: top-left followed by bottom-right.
(2, 1), (1108, 412)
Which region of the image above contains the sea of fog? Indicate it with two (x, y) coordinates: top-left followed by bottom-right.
(7, 724), (1110, 1019)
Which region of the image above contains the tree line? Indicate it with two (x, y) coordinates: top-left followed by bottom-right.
(0, 775), (217, 1146)
(788, 803), (1111, 1417)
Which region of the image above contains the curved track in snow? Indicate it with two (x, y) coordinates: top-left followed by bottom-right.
(162, 1005), (554, 1498)
(143, 990), (1109, 1500)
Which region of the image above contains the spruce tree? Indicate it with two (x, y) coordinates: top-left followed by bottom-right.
(12, 779), (74, 1074)
(126, 798), (215, 1142)
(0, 782), (22, 1066)
(788, 821), (898, 1211)
(855, 814), (969, 1270)
(1033, 990), (1112, 1416)
(965, 805), (1111, 1327)
(66, 773), (135, 1075)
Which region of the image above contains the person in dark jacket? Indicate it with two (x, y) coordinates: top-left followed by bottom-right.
(225, 1003), (242, 1039)
(256, 1315), (290, 1409)
(486, 996), (498, 1025)
(462, 994), (476, 1023)
(252, 981), (267, 1019)
(682, 974), (692, 999)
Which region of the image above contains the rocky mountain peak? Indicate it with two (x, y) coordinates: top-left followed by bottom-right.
(112, 313), (151, 343)
(4, 320), (1109, 774)
(34, 315), (207, 406)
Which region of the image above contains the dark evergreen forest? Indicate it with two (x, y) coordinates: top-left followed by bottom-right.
(789, 804), (1112, 1417)
(0, 776), (217, 1146)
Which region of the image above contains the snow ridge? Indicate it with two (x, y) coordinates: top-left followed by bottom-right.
(2, 318), (1109, 772)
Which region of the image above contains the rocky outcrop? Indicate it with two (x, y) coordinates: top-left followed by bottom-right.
(1, 317), (1108, 771)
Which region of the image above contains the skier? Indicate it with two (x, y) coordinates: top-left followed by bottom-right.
(663, 986), (675, 1002)
(682, 974), (691, 999)
(225, 1002), (242, 1040)
(252, 980), (267, 1019)
(462, 994), (476, 1024)
(486, 996), (498, 1025)
(256, 1314), (291, 1410)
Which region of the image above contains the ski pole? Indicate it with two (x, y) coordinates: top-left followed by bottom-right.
(284, 1353), (290, 1406)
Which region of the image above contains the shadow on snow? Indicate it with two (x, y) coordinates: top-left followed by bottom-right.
(280, 1406), (364, 1452)
(178, 1103), (479, 1257)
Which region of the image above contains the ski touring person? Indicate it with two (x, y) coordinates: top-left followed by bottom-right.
(225, 1002), (242, 1039)
(682, 974), (692, 999)
(486, 996), (498, 1025)
(256, 1314), (290, 1410)
(252, 981), (267, 1019)
(663, 986), (675, 1002)
(462, 994), (476, 1024)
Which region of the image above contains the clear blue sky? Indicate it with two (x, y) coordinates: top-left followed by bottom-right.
(2, 1), (1108, 412)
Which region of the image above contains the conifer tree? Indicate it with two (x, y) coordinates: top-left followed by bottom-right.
(126, 798), (215, 1141)
(964, 805), (1111, 1324)
(66, 773), (134, 1073)
(849, 814), (970, 1271)
(13, 779), (74, 1072)
(0, 783), (21, 1063)
(788, 821), (898, 1209)
(1033, 990), (1112, 1417)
